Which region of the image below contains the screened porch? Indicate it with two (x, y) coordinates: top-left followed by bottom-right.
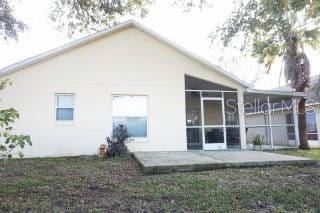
(185, 75), (241, 150)
(185, 75), (303, 151)
(244, 90), (301, 149)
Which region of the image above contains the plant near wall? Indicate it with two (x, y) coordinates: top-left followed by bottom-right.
(105, 124), (130, 157)
(0, 80), (32, 159)
(252, 134), (264, 150)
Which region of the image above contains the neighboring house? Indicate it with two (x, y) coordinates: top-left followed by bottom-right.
(273, 75), (320, 148)
(0, 20), (305, 157)
(246, 75), (320, 149)
(305, 75), (320, 148)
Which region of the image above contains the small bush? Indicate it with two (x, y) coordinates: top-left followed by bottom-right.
(106, 125), (130, 157)
(252, 134), (264, 146)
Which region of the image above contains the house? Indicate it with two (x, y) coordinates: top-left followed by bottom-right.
(270, 75), (320, 148)
(305, 75), (320, 148)
(0, 20), (305, 157)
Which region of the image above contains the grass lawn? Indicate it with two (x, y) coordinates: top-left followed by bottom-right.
(274, 149), (320, 162)
(0, 155), (319, 212)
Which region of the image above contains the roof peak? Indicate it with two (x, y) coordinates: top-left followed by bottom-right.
(0, 19), (250, 88)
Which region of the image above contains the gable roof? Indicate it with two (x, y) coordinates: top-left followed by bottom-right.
(0, 20), (251, 88)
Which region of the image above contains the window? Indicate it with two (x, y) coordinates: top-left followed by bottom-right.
(112, 95), (148, 140)
(306, 109), (318, 140)
(56, 94), (74, 121)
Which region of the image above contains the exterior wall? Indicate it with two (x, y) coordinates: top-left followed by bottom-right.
(246, 113), (269, 145)
(0, 27), (244, 157)
(245, 111), (295, 146)
(271, 111), (291, 146)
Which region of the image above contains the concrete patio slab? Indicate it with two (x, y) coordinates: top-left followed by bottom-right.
(133, 151), (317, 174)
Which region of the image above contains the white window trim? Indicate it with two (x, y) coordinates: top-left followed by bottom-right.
(55, 93), (75, 123)
(111, 94), (149, 142)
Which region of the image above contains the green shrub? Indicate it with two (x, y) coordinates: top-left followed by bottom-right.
(252, 134), (264, 146)
(106, 125), (130, 157)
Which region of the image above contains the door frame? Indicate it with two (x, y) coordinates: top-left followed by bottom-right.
(200, 96), (227, 150)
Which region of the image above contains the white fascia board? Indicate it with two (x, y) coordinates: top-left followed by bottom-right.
(245, 88), (306, 97)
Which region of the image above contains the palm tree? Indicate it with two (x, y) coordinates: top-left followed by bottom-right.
(214, 0), (320, 149)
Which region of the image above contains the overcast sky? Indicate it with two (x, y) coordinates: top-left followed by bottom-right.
(1, 0), (319, 89)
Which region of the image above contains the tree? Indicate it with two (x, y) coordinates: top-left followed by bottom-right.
(0, 80), (31, 158)
(1, 0), (150, 39)
(49, 0), (151, 36)
(213, 0), (320, 149)
(173, 0), (210, 12)
(0, 0), (27, 40)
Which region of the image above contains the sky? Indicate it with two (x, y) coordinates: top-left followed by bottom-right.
(1, 0), (320, 89)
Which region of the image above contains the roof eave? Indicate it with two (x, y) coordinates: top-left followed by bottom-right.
(245, 88), (306, 97)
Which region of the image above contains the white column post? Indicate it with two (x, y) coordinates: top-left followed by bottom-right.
(200, 91), (205, 150)
(293, 98), (300, 147)
(221, 92), (227, 149)
(237, 89), (247, 149)
(267, 95), (274, 148)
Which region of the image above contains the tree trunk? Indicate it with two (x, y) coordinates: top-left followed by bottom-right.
(284, 33), (310, 150)
(298, 97), (310, 149)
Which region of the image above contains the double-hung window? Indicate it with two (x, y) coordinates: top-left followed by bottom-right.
(56, 94), (75, 121)
(112, 95), (148, 141)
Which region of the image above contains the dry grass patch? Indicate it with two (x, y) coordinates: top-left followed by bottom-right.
(0, 155), (319, 212)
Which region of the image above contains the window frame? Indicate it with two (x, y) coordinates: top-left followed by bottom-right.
(55, 93), (75, 122)
(111, 95), (149, 142)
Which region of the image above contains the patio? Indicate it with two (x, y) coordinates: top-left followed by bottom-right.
(133, 150), (316, 174)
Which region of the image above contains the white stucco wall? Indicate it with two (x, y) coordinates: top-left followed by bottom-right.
(0, 27), (244, 157)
